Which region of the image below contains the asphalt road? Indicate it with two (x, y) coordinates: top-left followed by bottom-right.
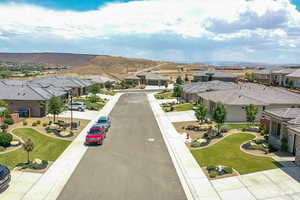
(58, 93), (187, 200)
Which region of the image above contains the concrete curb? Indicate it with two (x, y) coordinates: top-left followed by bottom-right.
(22, 93), (123, 200)
(147, 93), (221, 200)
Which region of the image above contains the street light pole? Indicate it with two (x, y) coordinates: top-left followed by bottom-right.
(70, 91), (73, 130)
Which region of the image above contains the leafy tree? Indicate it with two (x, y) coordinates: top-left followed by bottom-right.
(213, 103), (227, 135)
(184, 74), (189, 82)
(173, 86), (183, 97)
(88, 94), (100, 103)
(88, 84), (101, 94)
(288, 79), (294, 89)
(0, 100), (8, 126)
(48, 97), (63, 123)
(104, 81), (113, 89)
(245, 104), (258, 124)
(245, 72), (255, 82)
(164, 82), (168, 88)
(176, 76), (184, 85)
(23, 139), (34, 164)
(195, 104), (207, 124)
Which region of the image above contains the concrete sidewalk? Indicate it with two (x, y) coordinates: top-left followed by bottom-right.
(147, 93), (220, 200)
(165, 110), (196, 122)
(0, 171), (42, 200)
(149, 93), (300, 200)
(21, 93), (122, 200)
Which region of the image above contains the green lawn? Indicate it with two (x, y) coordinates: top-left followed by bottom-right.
(224, 123), (258, 130)
(99, 89), (116, 96)
(155, 92), (176, 99)
(191, 133), (281, 174)
(174, 103), (194, 112)
(0, 128), (71, 169)
(73, 97), (105, 111)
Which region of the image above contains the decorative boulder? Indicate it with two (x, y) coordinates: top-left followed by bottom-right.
(10, 140), (20, 146)
(32, 158), (42, 165)
(197, 138), (207, 144)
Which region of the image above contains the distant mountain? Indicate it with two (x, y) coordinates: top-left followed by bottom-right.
(0, 52), (97, 67)
(202, 61), (300, 68)
(202, 61), (269, 67)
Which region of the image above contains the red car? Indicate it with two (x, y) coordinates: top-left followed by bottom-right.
(85, 124), (106, 145)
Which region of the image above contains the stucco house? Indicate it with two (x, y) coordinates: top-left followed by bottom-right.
(193, 69), (238, 83)
(0, 84), (67, 117)
(84, 75), (115, 88)
(263, 108), (300, 166)
(30, 76), (93, 97)
(181, 81), (238, 103)
(196, 83), (300, 122)
(254, 68), (282, 84)
(271, 68), (297, 87)
(286, 69), (300, 88)
(125, 72), (169, 86)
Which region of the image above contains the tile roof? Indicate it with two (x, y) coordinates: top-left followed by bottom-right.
(286, 69), (300, 78)
(0, 85), (54, 100)
(272, 68), (297, 75)
(197, 83), (300, 106)
(181, 80), (238, 94)
(125, 72), (169, 81)
(264, 108), (300, 119)
(85, 76), (115, 84)
(193, 70), (238, 78)
(254, 68), (283, 75)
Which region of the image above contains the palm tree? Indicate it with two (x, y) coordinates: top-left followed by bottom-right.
(23, 139), (34, 164)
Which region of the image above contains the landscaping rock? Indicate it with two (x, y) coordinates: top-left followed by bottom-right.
(10, 140), (20, 146)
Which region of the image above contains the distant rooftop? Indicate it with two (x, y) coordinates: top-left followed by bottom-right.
(181, 80), (238, 94)
(286, 69), (300, 78)
(197, 83), (300, 106)
(193, 70), (238, 78)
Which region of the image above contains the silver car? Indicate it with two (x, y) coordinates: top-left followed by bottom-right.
(67, 102), (86, 111)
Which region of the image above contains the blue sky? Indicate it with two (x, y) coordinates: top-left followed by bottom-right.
(1, 0), (300, 64)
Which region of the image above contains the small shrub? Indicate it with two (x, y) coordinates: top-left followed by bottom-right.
(223, 167), (233, 174)
(42, 122), (48, 127)
(45, 127), (52, 133)
(207, 165), (216, 171)
(23, 120), (28, 126)
(49, 121), (52, 125)
(0, 132), (13, 147)
(32, 122), (37, 127)
(4, 118), (14, 125)
(220, 125), (229, 133)
(209, 170), (217, 178)
(36, 120), (41, 125)
(0, 146), (5, 152)
(1, 124), (8, 131)
(191, 141), (201, 148)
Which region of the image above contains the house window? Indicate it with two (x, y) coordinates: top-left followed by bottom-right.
(263, 106), (266, 110)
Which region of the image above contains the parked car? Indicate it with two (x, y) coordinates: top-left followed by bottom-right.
(96, 116), (111, 131)
(85, 125), (106, 145)
(66, 102), (86, 111)
(0, 165), (11, 190)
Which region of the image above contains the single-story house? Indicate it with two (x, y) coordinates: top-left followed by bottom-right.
(263, 108), (300, 166)
(125, 72), (169, 86)
(30, 76), (93, 97)
(84, 75), (115, 88)
(254, 68), (282, 84)
(197, 83), (300, 122)
(0, 84), (68, 117)
(271, 68), (297, 87)
(193, 70), (239, 83)
(181, 81), (238, 103)
(286, 69), (300, 88)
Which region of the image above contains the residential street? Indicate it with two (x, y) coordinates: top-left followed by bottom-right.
(57, 93), (187, 200)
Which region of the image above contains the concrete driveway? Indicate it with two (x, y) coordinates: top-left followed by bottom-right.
(57, 93), (187, 200)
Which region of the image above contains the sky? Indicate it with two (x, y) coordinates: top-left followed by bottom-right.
(1, 0), (300, 64)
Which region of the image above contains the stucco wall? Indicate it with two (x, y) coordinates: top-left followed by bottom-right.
(295, 135), (300, 166)
(6, 100), (44, 117)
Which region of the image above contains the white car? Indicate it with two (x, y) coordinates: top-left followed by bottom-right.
(66, 102), (86, 111)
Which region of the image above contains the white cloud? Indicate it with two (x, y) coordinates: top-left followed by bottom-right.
(1, 0), (300, 63)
